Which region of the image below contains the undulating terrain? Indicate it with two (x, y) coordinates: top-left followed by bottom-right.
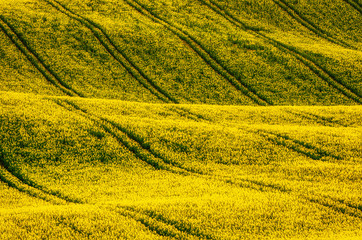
(0, 0), (361, 239)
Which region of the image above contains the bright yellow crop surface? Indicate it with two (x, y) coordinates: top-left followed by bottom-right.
(0, 92), (361, 239)
(1, 0), (362, 239)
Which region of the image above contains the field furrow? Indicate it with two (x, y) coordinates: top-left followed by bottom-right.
(116, 206), (215, 240)
(227, 176), (362, 219)
(43, 0), (177, 103)
(0, 16), (82, 97)
(254, 129), (342, 161)
(285, 110), (347, 127)
(198, 0), (362, 104)
(0, 150), (76, 205)
(343, 0), (362, 13)
(52, 99), (200, 176)
(0, 0), (361, 237)
(271, 0), (353, 49)
(122, 0), (271, 106)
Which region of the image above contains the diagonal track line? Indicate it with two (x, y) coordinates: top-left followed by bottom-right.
(0, 149), (81, 205)
(285, 109), (348, 127)
(43, 0), (177, 103)
(114, 206), (216, 239)
(0, 15), (83, 97)
(50, 98), (362, 219)
(253, 128), (342, 161)
(197, 0), (362, 104)
(271, 0), (355, 49)
(342, 0), (362, 14)
(163, 108), (362, 218)
(52, 99), (193, 175)
(122, 0), (272, 106)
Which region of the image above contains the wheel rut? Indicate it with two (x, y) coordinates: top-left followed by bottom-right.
(342, 0), (362, 14)
(122, 0), (272, 106)
(0, 148), (81, 205)
(172, 108), (362, 219)
(197, 0), (362, 104)
(0, 15), (83, 97)
(271, 0), (355, 49)
(114, 206), (216, 239)
(52, 99), (197, 175)
(43, 0), (177, 103)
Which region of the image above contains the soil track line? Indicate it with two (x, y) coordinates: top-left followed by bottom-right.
(271, 0), (354, 49)
(56, 217), (93, 238)
(168, 106), (205, 122)
(0, 149), (81, 205)
(52, 98), (362, 219)
(253, 128), (342, 161)
(353, 0), (362, 8)
(115, 206), (216, 239)
(166, 109), (362, 218)
(122, 0), (271, 106)
(285, 109), (348, 127)
(198, 0), (362, 104)
(342, 0), (362, 14)
(43, 0), (177, 103)
(166, 107), (342, 161)
(52, 99), (197, 175)
(0, 15), (82, 97)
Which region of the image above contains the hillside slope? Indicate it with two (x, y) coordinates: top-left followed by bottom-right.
(0, 0), (361, 105)
(0, 0), (362, 239)
(1, 91), (362, 239)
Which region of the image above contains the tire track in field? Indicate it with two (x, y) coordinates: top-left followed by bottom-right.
(285, 109), (348, 127)
(56, 217), (92, 238)
(197, 0), (362, 104)
(167, 109), (362, 218)
(342, 0), (362, 14)
(169, 107), (342, 161)
(216, 173), (362, 219)
(52, 99), (199, 175)
(353, 0), (362, 8)
(168, 106), (206, 122)
(217, 167), (362, 219)
(52, 98), (362, 219)
(253, 128), (343, 161)
(43, 0), (177, 103)
(172, 107), (342, 161)
(0, 15), (83, 97)
(0, 149), (81, 205)
(122, 0), (271, 106)
(271, 0), (354, 49)
(114, 206), (216, 239)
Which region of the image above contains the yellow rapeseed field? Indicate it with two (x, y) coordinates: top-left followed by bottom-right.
(0, 0), (361, 239)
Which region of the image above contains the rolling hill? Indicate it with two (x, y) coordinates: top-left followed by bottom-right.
(0, 0), (361, 239)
